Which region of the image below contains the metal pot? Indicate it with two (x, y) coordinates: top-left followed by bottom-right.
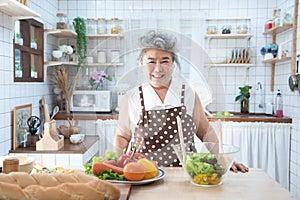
(288, 55), (300, 92)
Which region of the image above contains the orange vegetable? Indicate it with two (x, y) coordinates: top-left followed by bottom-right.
(123, 162), (145, 181)
(92, 162), (124, 175)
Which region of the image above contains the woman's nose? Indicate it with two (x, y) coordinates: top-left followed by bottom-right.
(154, 62), (163, 71)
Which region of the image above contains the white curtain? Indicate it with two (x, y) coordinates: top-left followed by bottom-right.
(96, 120), (118, 156)
(209, 121), (291, 190)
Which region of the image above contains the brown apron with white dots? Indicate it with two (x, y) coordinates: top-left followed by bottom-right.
(132, 84), (197, 167)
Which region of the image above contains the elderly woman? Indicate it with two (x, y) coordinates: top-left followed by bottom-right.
(114, 30), (248, 172)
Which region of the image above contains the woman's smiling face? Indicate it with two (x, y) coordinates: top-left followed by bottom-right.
(141, 48), (173, 89)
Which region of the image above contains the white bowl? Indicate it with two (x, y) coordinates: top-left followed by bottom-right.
(0, 155), (35, 173)
(52, 50), (63, 59)
(70, 134), (85, 144)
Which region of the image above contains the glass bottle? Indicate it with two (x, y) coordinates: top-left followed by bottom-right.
(275, 89), (283, 117)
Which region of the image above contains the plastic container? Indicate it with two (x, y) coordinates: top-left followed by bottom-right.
(275, 89), (283, 117)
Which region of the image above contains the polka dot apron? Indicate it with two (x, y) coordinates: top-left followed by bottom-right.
(132, 84), (197, 167)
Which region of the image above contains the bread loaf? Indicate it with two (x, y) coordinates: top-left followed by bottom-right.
(0, 172), (120, 200)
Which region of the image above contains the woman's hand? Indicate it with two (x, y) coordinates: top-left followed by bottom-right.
(230, 162), (249, 173)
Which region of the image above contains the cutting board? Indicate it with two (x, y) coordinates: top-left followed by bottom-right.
(114, 183), (131, 200)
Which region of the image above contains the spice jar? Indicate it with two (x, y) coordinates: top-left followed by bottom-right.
(3, 157), (19, 174)
(221, 25), (232, 34)
(237, 25), (248, 34)
(56, 13), (68, 29)
(265, 19), (273, 31)
(97, 18), (106, 34)
(110, 18), (119, 34)
(207, 26), (217, 34)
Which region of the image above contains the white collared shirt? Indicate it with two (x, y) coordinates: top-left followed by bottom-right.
(120, 79), (196, 134)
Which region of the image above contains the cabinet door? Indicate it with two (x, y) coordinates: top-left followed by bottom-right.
(14, 19), (44, 82)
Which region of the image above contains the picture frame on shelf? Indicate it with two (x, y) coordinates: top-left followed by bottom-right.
(13, 104), (32, 150)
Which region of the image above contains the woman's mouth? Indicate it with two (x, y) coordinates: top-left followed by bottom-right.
(151, 74), (165, 79)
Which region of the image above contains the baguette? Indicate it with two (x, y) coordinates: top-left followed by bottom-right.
(0, 172), (120, 200)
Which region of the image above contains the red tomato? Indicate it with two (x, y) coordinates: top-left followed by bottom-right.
(123, 162), (145, 181)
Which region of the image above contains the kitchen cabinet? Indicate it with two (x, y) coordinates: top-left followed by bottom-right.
(14, 19), (44, 82)
(204, 18), (254, 68)
(0, 0), (40, 19)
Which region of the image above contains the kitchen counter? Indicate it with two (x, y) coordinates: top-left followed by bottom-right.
(208, 112), (292, 123)
(129, 167), (296, 200)
(54, 111), (292, 123)
(9, 135), (98, 154)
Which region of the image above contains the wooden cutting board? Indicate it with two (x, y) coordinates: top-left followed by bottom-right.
(114, 183), (132, 200)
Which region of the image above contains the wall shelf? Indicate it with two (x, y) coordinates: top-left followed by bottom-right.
(205, 63), (254, 67)
(45, 29), (77, 38)
(262, 57), (291, 64)
(263, 24), (293, 35)
(205, 34), (253, 40)
(45, 61), (78, 66)
(86, 62), (123, 67)
(86, 34), (124, 38)
(0, 0), (40, 19)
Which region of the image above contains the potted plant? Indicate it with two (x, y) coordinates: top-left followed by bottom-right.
(235, 85), (252, 113)
(73, 17), (87, 66)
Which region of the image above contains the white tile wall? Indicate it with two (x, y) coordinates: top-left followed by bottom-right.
(1, 0), (300, 198)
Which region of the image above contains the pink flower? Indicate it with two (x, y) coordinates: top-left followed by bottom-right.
(89, 70), (112, 90)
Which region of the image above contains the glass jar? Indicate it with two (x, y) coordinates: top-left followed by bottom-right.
(85, 18), (93, 34)
(56, 13), (68, 29)
(265, 19), (273, 31)
(237, 25), (248, 34)
(221, 25), (232, 34)
(110, 18), (119, 34)
(97, 50), (106, 63)
(207, 26), (217, 34)
(97, 18), (106, 34)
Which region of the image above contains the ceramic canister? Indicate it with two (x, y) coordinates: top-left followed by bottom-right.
(97, 51), (106, 63)
(111, 50), (120, 62)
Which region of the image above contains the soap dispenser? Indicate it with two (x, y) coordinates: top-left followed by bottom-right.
(275, 89), (283, 117)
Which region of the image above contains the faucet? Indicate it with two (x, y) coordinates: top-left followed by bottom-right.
(256, 82), (264, 108)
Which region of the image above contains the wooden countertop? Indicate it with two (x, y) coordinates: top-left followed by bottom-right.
(54, 111), (292, 123)
(129, 167), (296, 200)
(9, 135), (98, 154)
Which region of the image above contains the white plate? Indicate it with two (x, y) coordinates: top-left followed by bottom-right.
(107, 168), (165, 185)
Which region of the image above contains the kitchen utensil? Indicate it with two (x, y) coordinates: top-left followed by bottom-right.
(288, 55), (300, 92)
(50, 106), (59, 120)
(176, 116), (186, 163)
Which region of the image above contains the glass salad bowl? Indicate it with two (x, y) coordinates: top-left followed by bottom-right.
(172, 142), (239, 187)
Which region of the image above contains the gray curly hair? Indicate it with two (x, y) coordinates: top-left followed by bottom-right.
(138, 30), (180, 68)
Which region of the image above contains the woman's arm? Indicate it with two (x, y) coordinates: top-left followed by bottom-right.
(113, 94), (132, 156)
(192, 93), (218, 143)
